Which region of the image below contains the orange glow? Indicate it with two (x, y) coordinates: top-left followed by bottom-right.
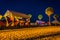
(0, 27), (60, 40)
(19, 20), (25, 26)
(25, 22), (29, 26)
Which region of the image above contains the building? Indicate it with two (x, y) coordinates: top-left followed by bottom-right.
(4, 10), (30, 27)
(4, 10), (30, 19)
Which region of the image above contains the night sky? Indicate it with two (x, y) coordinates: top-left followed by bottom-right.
(0, 0), (60, 22)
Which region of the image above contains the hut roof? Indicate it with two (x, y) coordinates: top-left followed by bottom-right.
(4, 10), (30, 19)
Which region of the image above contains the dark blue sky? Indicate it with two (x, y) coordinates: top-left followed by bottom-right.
(0, 0), (60, 22)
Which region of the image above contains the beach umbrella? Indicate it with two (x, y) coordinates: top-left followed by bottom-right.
(28, 14), (32, 18)
(53, 14), (59, 26)
(38, 14), (43, 20)
(45, 7), (54, 26)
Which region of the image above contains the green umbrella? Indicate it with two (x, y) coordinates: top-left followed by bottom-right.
(38, 14), (43, 20)
(28, 14), (32, 18)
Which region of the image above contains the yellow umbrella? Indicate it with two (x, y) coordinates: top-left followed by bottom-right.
(45, 7), (54, 26)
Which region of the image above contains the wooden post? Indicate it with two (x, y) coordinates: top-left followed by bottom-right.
(49, 16), (51, 26)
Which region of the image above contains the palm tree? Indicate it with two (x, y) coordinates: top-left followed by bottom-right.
(45, 7), (54, 26)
